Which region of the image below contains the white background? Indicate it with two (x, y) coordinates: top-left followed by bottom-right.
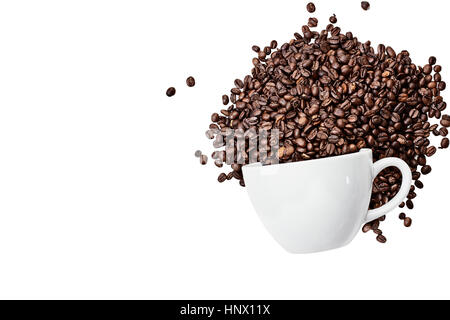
(0, 0), (449, 299)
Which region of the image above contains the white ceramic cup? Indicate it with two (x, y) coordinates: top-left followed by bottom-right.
(242, 149), (412, 253)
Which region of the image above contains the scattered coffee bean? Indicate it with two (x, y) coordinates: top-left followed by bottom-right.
(186, 76), (195, 87)
(376, 234), (386, 243)
(200, 155), (208, 165)
(270, 40), (278, 49)
(362, 223), (372, 233)
(252, 45), (260, 53)
(218, 173), (227, 183)
(166, 87), (176, 97)
(306, 2), (316, 13)
(441, 138), (449, 149)
(194, 150), (202, 158)
(421, 165), (432, 175)
(214, 159), (223, 168)
(399, 213), (406, 220)
(373, 229), (382, 235)
(406, 200), (414, 210)
(308, 17), (318, 28)
(361, 1), (370, 10)
(329, 14), (337, 24)
(404, 217), (412, 228)
(222, 95), (229, 105)
(415, 180), (424, 189)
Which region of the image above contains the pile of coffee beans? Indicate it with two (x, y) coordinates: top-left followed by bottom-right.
(203, 2), (449, 242)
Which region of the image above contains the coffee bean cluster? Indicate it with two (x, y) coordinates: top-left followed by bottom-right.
(205, 8), (449, 241)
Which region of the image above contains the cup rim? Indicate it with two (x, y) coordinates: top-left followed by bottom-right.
(243, 148), (373, 169)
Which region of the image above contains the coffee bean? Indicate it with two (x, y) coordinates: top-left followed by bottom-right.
(329, 14), (337, 24)
(361, 1), (370, 10)
(429, 56), (437, 65)
(441, 138), (449, 149)
(426, 146), (437, 157)
(376, 234), (386, 243)
(441, 115), (450, 127)
(166, 87), (176, 97)
(252, 45), (260, 52)
(404, 217), (412, 227)
(186, 76), (195, 87)
(306, 2), (316, 13)
(406, 199), (414, 210)
(362, 223), (372, 233)
(308, 18), (318, 28)
(214, 159), (223, 168)
(414, 180), (424, 189)
(222, 95), (229, 105)
(200, 155), (208, 165)
(399, 213), (406, 220)
(194, 150), (202, 158)
(270, 40), (278, 49)
(217, 173), (227, 183)
(421, 165), (432, 175)
(373, 229), (382, 235)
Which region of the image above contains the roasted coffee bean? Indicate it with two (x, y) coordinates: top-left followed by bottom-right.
(373, 229), (382, 235)
(415, 180), (424, 189)
(252, 45), (260, 52)
(361, 1), (370, 10)
(406, 200), (414, 210)
(421, 165), (432, 175)
(200, 155), (208, 165)
(308, 18), (318, 28)
(362, 223), (372, 233)
(214, 159), (223, 168)
(217, 173), (227, 183)
(194, 150), (202, 158)
(166, 87), (176, 97)
(270, 40), (278, 49)
(404, 217), (412, 228)
(376, 234), (386, 243)
(441, 115), (450, 127)
(426, 146), (437, 157)
(441, 138), (449, 149)
(306, 2), (316, 13)
(222, 95), (229, 105)
(186, 76), (195, 87)
(329, 14), (337, 24)
(399, 213), (406, 220)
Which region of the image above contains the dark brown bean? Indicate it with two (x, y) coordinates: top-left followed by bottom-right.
(329, 14), (337, 24)
(217, 173), (227, 183)
(404, 217), (412, 228)
(166, 87), (176, 97)
(200, 155), (208, 165)
(376, 234), (386, 243)
(222, 95), (229, 105)
(186, 76), (195, 87)
(421, 165), (432, 175)
(361, 1), (370, 10)
(306, 2), (316, 13)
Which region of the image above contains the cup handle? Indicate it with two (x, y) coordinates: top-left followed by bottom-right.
(364, 157), (413, 223)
